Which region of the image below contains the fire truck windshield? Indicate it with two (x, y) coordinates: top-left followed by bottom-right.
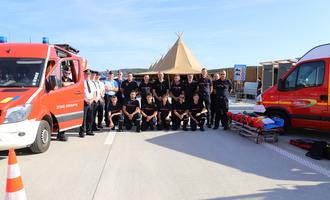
(0, 58), (45, 87)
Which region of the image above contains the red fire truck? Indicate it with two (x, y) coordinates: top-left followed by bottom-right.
(257, 44), (330, 131)
(0, 37), (86, 153)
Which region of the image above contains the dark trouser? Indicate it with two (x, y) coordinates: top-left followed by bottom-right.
(157, 114), (171, 130)
(97, 100), (104, 126)
(111, 114), (124, 131)
(80, 102), (93, 134)
(171, 98), (179, 107)
(172, 114), (189, 130)
(214, 97), (229, 128)
(200, 95), (211, 125)
(190, 113), (206, 130)
(92, 101), (98, 129)
(210, 96), (217, 126)
(185, 97), (193, 108)
(155, 98), (162, 108)
(141, 116), (157, 131)
(141, 97), (147, 107)
(124, 113), (142, 131)
(116, 92), (124, 105)
(104, 94), (113, 126)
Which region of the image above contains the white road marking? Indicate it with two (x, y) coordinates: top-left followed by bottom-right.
(263, 143), (330, 178)
(104, 132), (117, 145)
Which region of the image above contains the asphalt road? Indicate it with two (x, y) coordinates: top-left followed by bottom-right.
(0, 104), (329, 200)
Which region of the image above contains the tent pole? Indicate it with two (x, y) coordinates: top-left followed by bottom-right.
(167, 74), (171, 89)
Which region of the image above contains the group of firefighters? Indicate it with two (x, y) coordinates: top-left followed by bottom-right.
(57, 68), (233, 141)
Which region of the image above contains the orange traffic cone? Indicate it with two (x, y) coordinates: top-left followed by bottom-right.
(5, 149), (27, 200)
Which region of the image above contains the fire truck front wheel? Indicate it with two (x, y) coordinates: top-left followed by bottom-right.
(30, 120), (51, 153)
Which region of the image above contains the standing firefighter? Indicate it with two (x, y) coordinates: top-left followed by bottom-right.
(115, 70), (124, 105)
(108, 96), (124, 132)
(152, 71), (169, 106)
(121, 72), (138, 100)
(172, 94), (188, 131)
(138, 74), (153, 105)
(197, 68), (213, 128)
(91, 70), (101, 131)
(95, 72), (105, 129)
(104, 71), (119, 127)
(170, 74), (184, 106)
(213, 70), (233, 130)
(141, 93), (158, 131)
(123, 90), (141, 132)
(184, 74), (198, 107)
(157, 94), (172, 131)
(210, 73), (219, 126)
(79, 69), (96, 137)
(188, 94), (207, 131)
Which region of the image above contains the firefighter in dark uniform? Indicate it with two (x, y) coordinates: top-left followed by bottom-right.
(121, 72), (139, 100)
(197, 68), (213, 128)
(141, 93), (158, 131)
(123, 90), (141, 132)
(152, 71), (169, 106)
(157, 94), (172, 130)
(188, 93), (207, 131)
(61, 66), (74, 87)
(210, 73), (219, 126)
(108, 96), (124, 132)
(170, 74), (184, 106)
(79, 69), (96, 138)
(184, 74), (197, 107)
(138, 74), (153, 106)
(172, 94), (189, 131)
(214, 70), (233, 130)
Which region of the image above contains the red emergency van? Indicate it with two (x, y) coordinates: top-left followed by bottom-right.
(0, 39), (86, 153)
(257, 44), (330, 131)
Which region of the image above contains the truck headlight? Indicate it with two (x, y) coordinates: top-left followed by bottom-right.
(3, 104), (32, 124)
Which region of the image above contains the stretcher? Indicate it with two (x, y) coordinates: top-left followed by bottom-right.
(228, 112), (282, 144)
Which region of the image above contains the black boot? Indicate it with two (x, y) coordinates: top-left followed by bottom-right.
(118, 122), (124, 132)
(57, 132), (68, 141)
(136, 124), (141, 133)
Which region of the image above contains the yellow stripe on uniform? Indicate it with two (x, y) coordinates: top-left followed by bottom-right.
(0, 97), (13, 104)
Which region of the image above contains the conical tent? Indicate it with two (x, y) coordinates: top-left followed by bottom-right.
(145, 36), (204, 74)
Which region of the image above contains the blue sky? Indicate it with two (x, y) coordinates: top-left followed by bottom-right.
(1, 0), (330, 71)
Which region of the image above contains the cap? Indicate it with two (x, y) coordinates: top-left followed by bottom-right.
(84, 69), (91, 74)
(62, 66), (71, 71)
(109, 71), (114, 74)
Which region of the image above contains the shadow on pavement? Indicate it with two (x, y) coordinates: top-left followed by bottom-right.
(285, 128), (330, 141)
(0, 147), (33, 157)
(207, 182), (330, 200)
(146, 130), (330, 182)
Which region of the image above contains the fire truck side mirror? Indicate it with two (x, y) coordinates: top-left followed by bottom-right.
(47, 75), (58, 91)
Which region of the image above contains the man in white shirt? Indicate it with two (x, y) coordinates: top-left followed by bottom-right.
(95, 72), (106, 128)
(104, 71), (119, 127)
(79, 69), (96, 137)
(91, 70), (101, 131)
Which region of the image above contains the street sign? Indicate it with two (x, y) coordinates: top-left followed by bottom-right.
(234, 64), (246, 81)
